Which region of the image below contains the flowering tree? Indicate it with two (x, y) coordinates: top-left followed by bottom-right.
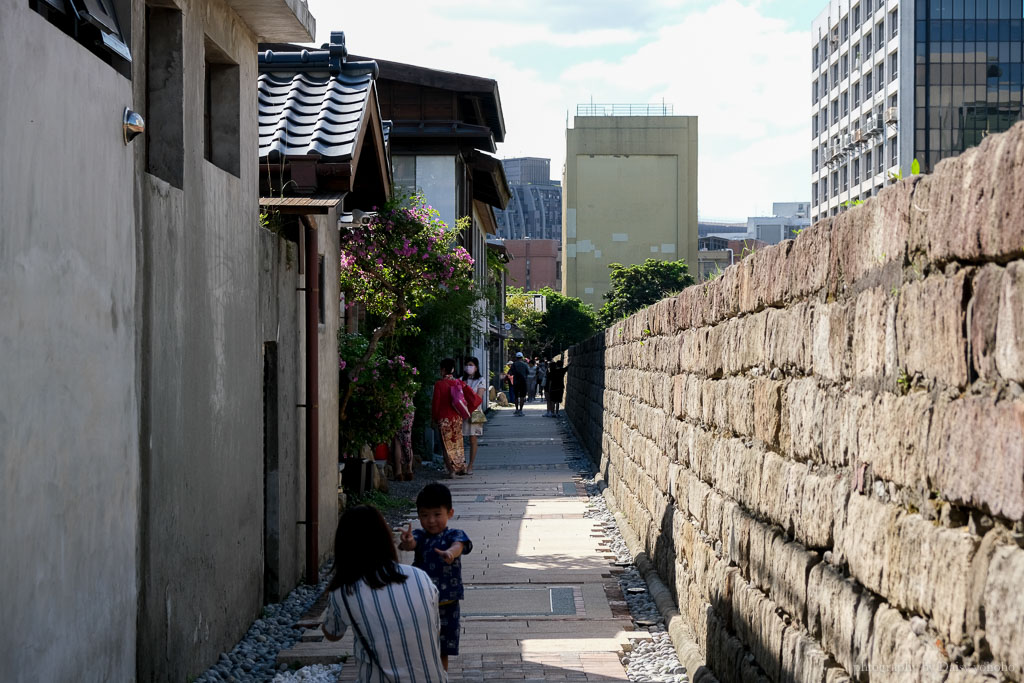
(339, 195), (474, 418)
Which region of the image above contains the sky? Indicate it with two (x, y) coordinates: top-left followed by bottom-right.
(304, 0), (822, 222)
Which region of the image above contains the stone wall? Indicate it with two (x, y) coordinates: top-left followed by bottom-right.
(565, 122), (1024, 683)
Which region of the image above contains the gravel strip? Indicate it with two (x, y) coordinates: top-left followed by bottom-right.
(192, 563), (331, 683)
(196, 419), (688, 683)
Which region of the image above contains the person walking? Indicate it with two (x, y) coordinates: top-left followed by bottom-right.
(526, 358), (539, 402)
(460, 357), (487, 475)
(545, 359), (568, 417)
(432, 358), (468, 476)
(322, 505), (448, 682)
(535, 359), (547, 400)
(509, 352), (530, 416)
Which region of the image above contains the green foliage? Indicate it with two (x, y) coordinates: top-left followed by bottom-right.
(841, 199), (865, 209)
(337, 332), (418, 456)
(598, 258), (695, 326)
(504, 287), (599, 357)
(911, 158), (921, 176)
(533, 288), (600, 356)
(346, 488), (414, 513)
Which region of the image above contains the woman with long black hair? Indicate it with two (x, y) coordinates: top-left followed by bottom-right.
(460, 356), (487, 475)
(322, 505), (447, 682)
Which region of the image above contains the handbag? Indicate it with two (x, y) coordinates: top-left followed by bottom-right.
(450, 381), (472, 419)
(470, 408), (487, 424)
(340, 588), (395, 683)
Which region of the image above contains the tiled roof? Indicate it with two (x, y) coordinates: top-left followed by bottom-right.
(258, 32), (380, 163)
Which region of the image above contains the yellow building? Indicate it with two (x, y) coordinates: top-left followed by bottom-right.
(562, 109), (698, 310)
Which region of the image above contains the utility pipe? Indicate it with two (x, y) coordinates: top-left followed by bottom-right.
(301, 214), (320, 585)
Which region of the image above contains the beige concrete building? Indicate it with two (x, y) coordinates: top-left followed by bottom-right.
(562, 109), (698, 309)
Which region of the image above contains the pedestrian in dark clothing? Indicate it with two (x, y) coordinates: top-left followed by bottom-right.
(510, 352), (530, 415)
(545, 360), (568, 417)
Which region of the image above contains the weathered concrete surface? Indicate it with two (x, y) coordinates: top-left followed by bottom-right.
(0, 4), (138, 681)
(566, 122), (1024, 682)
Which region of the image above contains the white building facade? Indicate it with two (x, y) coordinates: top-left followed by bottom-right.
(812, 0), (1024, 224)
(811, 0), (914, 223)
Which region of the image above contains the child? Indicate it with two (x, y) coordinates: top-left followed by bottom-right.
(399, 482), (473, 671)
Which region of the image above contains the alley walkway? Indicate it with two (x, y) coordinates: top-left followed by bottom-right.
(284, 400), (641, 681)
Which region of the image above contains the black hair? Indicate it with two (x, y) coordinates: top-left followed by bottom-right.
(461, 356), (482, 381)
(416, 482), (453, 511)
(440, 358), (456, 375)
(327, 505), (407, 594)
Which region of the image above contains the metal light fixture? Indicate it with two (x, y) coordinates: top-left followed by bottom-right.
(122, 107), (145, 145)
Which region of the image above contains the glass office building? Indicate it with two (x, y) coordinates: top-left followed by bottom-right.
(810, 0), (1024, 223)
(914, 0), (1024, 170)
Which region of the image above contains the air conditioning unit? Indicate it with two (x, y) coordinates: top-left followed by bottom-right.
(869, 115), (884, 132)
(853, 129), (866, 144)
(830, 27), (840, 45)
(842, 134), (855, 149)
(885, 107), (898, 124)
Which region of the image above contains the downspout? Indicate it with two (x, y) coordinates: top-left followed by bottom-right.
(301, 215), (320, 585)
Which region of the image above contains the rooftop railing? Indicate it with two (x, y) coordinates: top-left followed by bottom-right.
(576, 103), (675, 117)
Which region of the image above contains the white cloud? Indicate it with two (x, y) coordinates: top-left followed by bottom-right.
(305, 0), (811, 220)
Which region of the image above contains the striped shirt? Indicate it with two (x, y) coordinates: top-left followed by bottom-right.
(323, 564), (447, 683)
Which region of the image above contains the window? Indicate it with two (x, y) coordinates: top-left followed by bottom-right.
(876, 144), (884, 174)
(865, 71), (873, 96)
(832, 63), (839, 83)
(832, 171), (839, 197)
(812, 181), (819, 205)
(29, 0), (131, 75)
(889, 9), (898, 38)
(842, 54), (849, 79)
(813, 45), (819, 69)
(865, 33), (872, 55)
(890, 52), (898, 81)
(813, 79), (819, 103)
(813, 113), (819, 138)
(864, 0), (872, 16)
(852, 42), (860, 66)
(842, 91), (849, 116)
(813, 149), (819, 172)
(853, 81), (861, 107)
(821, 177), (827, 200)
(393, 156), (416, 193)
(145, 5), (184, 188)
(853, 5), (860, 27)
(853, 158), (860, 185)
(865, 150), (873, 175)
(822, 72), (829, 92)
(875, 21), (884, 50)
(832, 99), (839, 124)
(876, 64), (885, 88)
(841, 165), (848, 191)
(889, 93), (897, 109)
(890, 136), (898, 167)
(841, 16), (849, 41)
(204, 36), (240, 176)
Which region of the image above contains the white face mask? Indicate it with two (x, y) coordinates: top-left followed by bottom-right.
(464, 365), (476, 374)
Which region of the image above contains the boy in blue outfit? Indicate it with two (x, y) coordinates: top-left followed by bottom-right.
(399, 482), (472, 671)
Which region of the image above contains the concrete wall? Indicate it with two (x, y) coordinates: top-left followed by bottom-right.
(563, 116), (699, 310)
(258, 214), (340, 602)
(566, 122), (1024, 682)
(0, 5), (139, 681)
(135, 1), (265, 679)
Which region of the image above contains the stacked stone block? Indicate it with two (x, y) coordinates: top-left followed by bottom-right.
(565, 122), (1024, 682)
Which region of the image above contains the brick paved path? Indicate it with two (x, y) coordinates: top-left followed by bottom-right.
(281, 401), (640, 681)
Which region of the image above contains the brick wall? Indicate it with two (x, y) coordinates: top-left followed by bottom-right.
(565, 122), (1024, 683)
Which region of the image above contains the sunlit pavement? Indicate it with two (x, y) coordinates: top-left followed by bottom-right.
(286, 400), (639, 681)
